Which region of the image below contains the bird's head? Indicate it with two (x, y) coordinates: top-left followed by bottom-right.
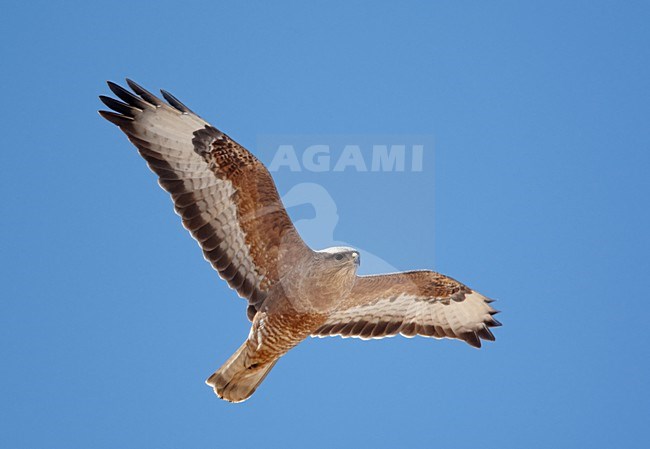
(316, 246), (361, 272)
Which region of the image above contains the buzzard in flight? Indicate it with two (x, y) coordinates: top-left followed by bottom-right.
(99, 80), (500, 403)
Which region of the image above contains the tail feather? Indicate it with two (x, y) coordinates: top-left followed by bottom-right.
(206, 342), (277, 403)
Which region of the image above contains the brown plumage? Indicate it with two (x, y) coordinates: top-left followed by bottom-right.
(99, 80), (500, 403)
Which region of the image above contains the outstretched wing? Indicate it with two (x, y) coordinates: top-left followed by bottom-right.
(312, 270), (500, 348)
(99, 80), (310, 318)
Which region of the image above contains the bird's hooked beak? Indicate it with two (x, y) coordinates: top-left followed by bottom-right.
(352, 251), (360, 267)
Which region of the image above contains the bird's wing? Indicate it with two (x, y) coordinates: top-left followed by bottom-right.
(312, 270), (500, 348)
(99, 80), (310, 318)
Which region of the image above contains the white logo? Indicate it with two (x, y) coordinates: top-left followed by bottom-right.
(268, 144), (425, 172)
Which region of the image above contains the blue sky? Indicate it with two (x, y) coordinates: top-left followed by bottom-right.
(2, 1), (649, 448)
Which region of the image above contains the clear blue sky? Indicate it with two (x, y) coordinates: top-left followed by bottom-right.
(2, 1), (649, 448)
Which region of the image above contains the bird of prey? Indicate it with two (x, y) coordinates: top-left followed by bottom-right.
(99, 80), (500, 403)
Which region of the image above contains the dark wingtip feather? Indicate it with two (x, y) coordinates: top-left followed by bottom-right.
(463, 331), (482, 348)
(99, 95), (137, 117)
(161, 89), (193, 113)
(477, 326), (496, 341)
(107, 81), (149, 110)
(126, 79), (164, 106)
(489, 317), (502, 327)
(98, 110), (133, 127)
